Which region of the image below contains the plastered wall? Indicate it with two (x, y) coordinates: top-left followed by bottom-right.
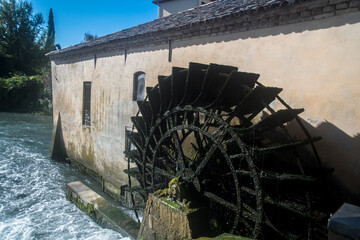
(158, 0), (198, 17)
(52, 12), (360, 197)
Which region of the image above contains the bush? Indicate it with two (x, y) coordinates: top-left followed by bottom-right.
(0, 74), (52, 113)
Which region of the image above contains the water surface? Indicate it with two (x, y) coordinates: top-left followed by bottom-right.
(0, 112), (128, 240)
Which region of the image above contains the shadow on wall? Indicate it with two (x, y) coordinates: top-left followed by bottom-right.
(175, 11), (360, 49)
(50, 112), (68, 161)
(289, 118), (360, 205)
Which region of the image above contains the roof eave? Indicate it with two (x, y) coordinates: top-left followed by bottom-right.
(152, 0), (174, 5)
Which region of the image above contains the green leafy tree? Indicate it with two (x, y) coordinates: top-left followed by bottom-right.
(0, 0), (45, 77)
(83, 32), (98, 42)
(0, 74), (44, 112)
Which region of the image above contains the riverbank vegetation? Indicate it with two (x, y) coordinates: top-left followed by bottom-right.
(0, 0), (59, 114)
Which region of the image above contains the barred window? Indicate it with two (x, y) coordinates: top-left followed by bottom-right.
(83, 82), (91, 126)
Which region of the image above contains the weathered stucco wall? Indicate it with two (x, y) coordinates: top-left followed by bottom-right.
(52, 12), (360, 197)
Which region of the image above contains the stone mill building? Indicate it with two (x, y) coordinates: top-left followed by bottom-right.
(47, 0), (360, 206)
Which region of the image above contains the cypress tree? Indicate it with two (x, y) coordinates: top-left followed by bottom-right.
(45, 8), (56, 52)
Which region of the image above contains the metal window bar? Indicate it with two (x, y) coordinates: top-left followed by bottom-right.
(83, 82), (91, 126)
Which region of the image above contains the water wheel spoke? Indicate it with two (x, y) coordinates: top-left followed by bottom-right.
(253, 137), (322, 152)
(194, 131), (205, 157)
(146, 163), (176, 179)
(260, 171), (318, 182)
(192, 111), (200, 126)
(189, 143), (201, 164)
(238, 216), (255, 233)
(264, 217), (301, 240)
(242, 209), (258, 223)
(200, 115), (212, 131)
(223, 138), (235, 146)
(194, 142), (217, 175)
(203, 191), (237, 212)
(182, 110), (188, 125)
(167, 116), (186, 169)
(124, 149), (140, 161)
(161, 145), (177, 163)
(230, 153), (246, 159)
(241, 186), (325, 221)
(126, 131), (144, 153)
(264, 196), (327, 221)
(240, 202), (262, 239)
(210, 124), (225, 138)
(123, 167), (143, 180)
(154, 167), (175, 179)
(235, 169), (318, 183)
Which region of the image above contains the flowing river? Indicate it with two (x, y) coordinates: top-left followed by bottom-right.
(0, 112), (128, 240)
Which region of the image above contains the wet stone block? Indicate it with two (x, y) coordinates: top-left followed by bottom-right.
(66, 181), (140, 239)
(328, 203), (360, 240)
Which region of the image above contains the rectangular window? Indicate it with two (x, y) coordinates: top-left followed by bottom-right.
(133, 72), (145, 101)
(125, 127), (136, 151)
(83, 82), (91, 126)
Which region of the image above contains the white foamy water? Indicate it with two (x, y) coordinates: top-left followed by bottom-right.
(0, 112), (128, 240)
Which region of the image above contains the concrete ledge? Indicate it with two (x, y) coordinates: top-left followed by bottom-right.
(66, 181), (140, 239)
(67, 158), (126, 202)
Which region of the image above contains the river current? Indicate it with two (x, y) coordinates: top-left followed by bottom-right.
(0, 112), (128, 240)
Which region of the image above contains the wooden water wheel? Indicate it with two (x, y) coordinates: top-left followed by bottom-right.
(125, 63), (329, 239)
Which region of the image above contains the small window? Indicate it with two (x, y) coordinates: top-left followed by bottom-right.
(133, 72), (145, 101)
(125, 127), (136, 151)
(83, 82), (91, 126)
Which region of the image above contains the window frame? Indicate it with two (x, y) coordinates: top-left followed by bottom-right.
(82, 82), (92, 126)
(133, 71), (145, 101)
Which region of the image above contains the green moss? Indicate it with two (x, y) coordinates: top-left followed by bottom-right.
(66, 189), (97, 220)
(81, 145), (95, 163)
(162, 199), (185, 211)
(68, 158), (102, 182)
(168, 177), (182, 189)
(196, 233), (254, 240)
(154, 188), (169, 197)
(182, 198), (192, 208)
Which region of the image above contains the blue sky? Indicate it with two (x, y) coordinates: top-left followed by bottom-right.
(30, 0), (158, 48)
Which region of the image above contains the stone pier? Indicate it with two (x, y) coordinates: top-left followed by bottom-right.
(137, 194), (253, 240)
